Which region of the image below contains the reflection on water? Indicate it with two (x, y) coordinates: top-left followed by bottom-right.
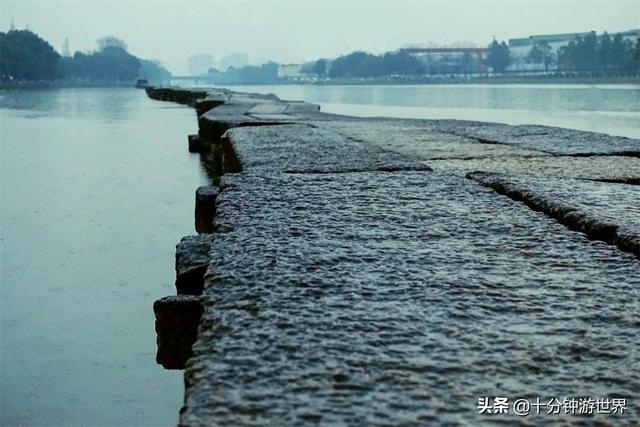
(0, 88), (140, 121)
(0, 88), (208, 426)
(216, 83), (640, 138)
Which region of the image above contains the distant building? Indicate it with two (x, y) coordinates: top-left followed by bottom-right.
(508, 29), (640, 71)
(188, 54), (214, 76)
(221, 53), (249, 71)
(402, 47), (487, 75)
(277, 64), (304, 80)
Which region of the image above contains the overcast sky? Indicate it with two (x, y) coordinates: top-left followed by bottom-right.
(1, 0), (638, 74)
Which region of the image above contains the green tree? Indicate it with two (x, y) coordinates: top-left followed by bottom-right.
(381, 51), (424, 75)
(526, 41), (554, 71)
(597, 32), (612, 70)
(137, 59), (171, 84)
(486, 39), (511, 73)
(87, 46), (140, 81)
(631, 38), (640, 72)
(578, 31), (598, 70)
(328, 51), (384, 78)
(302, 58), (329, 76)
(0, 29), (61, 80)
(62, 38), (141, 83)
(610, 33), (629, 70)
(97, 36), (128, 52)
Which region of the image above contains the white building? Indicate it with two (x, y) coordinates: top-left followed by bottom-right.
(508, 29), (640, 71)
(277, 64), (303, 79)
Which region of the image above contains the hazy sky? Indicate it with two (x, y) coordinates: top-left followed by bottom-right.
(1, 0), (638, 74)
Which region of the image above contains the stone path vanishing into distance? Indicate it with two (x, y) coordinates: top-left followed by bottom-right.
(147, 86), (639, 427)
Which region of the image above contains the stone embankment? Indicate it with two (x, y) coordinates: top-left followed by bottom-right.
(147, 86), (639, 426)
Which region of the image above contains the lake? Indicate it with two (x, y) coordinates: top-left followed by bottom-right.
(214, 83), (640, 139)
(0, 88), (207, 426)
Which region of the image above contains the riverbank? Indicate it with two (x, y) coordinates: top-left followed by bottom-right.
(147, 85), (639, 426)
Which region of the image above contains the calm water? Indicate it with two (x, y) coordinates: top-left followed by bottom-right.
(0, 88), (208, 426)
(216, 83), (640, 138)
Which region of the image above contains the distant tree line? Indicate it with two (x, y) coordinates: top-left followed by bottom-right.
(0, 29), (171, 84)
(303, 50), (425, 78)
(304, 45), (513, 77)
(300, 32), (640, 78)
(206, 62), (279, 84)
(557, 32), (639, 72)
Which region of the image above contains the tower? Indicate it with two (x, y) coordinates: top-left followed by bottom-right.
(63, 37), (70, 57)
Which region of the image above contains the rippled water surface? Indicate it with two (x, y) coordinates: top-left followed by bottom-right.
(214, 83), (640, 138)
(0, 88), (208, 426)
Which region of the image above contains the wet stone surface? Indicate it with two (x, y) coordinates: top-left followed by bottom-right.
(175, 234), (214, 295)
(182, 171), (640, 426)
(224, 124), (431, 173)
(468, 172), (640, 257)
(427, 121), (640, 156)
(145, 86), (640, 426)
(195, 185), (219, 234)
(197, 91), (322, 141)
(313, 120), (548, 160)
(430, 155), (640, 181)
(154, 295), (203, 370)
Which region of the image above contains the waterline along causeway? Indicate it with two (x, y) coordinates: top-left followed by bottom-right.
(147, 86), (639, 426)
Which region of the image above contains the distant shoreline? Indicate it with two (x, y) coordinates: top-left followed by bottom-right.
(318, 76), (640, 85)
(3, 76), (638, 91)
(175, 75), (640, 87)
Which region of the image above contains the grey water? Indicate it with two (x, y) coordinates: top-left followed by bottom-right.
(216, 83), (640, 139)
(0, 88), (208, 426)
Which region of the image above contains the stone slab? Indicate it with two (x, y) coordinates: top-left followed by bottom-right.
(195, 185), (219, 234)
(285, 102), (321, 114)
(175, 234), (215, 295)
(249, 103), (289, 114)
(222, 124), (431, 173)
(154, 295), (203, 370)
(181, 171), (640, 426)
(432, 155), (640, 181)
(313, 120), (547, 160)
(435, 121), (640, 156)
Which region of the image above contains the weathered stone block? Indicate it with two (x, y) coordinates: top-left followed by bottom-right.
(187, 134), (212, 154)
(195, 185), (219, 234)
(153, 295), (203, 370)
(176, 234), (214, 294)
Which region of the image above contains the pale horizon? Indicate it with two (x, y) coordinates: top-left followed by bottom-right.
(1, 0), (639, 74)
